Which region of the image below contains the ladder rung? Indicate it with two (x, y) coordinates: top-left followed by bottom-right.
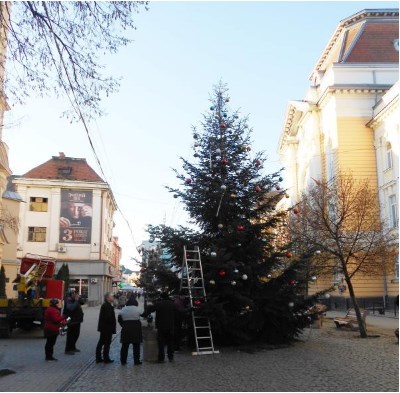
(196, 336), (211, 339)
(192, 350), (220, 355)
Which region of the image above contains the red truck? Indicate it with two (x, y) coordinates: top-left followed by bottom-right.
(0, 254), (64, 338)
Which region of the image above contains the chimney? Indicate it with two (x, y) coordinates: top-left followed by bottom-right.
(59, 152), (65, 159)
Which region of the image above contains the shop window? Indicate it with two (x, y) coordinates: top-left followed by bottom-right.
(28, 227), (46, 242)
(29, 197), (48, 212)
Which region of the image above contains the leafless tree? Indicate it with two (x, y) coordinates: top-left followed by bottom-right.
(290, 173), (396, 338)
(0, 1), (148, 121)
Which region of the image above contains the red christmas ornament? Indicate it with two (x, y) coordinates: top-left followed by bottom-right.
(218, 270), (226, 277)
(286, 252), (292, 258)
(246, 146), (251, 152)
(194, 299), (202, 306)
(289, 280), (296, 286)
(220, 123), (227, 129)
(255, 186), (262, 193)
(185, 178), (192, 184)
(276, 186), (281, 191)
(140, 267), (146, 273)
(293, 207), (299, 214)
(255, 160), (261, 167)
(236, 225), (244, 231)
(221, 159), (228, 165)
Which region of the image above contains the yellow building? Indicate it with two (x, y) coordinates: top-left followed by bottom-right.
(278, 9), (399, 308)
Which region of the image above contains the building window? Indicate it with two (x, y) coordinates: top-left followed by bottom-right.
(395, 255), (399, 279)
(28, 227), (46, 242)
(389, 195), (398, 228)
(58, 167), (72, 176)
(386, 143), (393, 170)
(29, 197), (48, 212)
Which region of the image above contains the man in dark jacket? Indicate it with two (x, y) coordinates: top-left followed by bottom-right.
(95, 292), (116, 363)
(64, 288), (85, 354)
(141, 292), (178, 362)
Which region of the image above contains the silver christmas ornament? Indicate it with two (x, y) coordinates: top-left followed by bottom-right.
(234, 269), (239, 273)
(221, 185), (227, 191)
(211, 252), (217, 258)
(311, 276), (317, 281)
(288, 302), (294, 308)
(216, 148), (221, 155)
(218, 224), (224, 229)
(231, 280), (236, 286)
(209, 280), (215, 285)
(242, 274), (248, 280)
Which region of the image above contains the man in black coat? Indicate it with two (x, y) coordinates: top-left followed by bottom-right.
(141, 292), (178, 362)
(95, 292), (116, 363)
(64, 288), (85, 354)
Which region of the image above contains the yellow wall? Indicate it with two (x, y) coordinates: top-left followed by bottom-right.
(336, 117), (378, 186)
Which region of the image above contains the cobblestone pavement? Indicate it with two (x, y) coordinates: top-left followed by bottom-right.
(66, 319), (398, 392)
(0, 305), (105, 392)
(1, 302), (398, 392)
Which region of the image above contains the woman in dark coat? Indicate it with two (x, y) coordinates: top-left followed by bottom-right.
(96, 292), (116, 363)
(118, 296), (143, 365)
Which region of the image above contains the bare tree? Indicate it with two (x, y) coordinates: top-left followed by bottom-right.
(291, 173), (396, 338)
(0, 1), (148, 120)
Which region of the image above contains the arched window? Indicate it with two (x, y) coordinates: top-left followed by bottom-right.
(386, 142), (393, 169)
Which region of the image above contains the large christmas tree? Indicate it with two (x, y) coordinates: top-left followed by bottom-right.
(147, 83), (319, 345)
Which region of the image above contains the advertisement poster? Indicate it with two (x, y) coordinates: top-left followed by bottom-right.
(59, 190), (92, 244)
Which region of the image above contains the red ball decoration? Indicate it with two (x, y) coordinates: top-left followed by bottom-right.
(220, 123), (227, 129)
(293, 207), (299, 214)
(185, 178), (192, 184)
(286, 252), (292, 258)
(276, 186), (281, 191)
(221, 159), (228, 165)
(255, 160), (261, 167)
(255, 186), (262, 193)
(236, 225), (244, 231)
(218, 270), (226, 277)
(246, 146), (251, 152)
(194, 299), (202, 306)
(289, 280), (296, 286)
(140, 267), (146, 273)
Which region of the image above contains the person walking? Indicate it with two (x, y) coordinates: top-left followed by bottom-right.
(118, 296), (143, 365)
(96, 292), (116, 363)
(44, 298), (67, 361)
(64, 288), (85, 354)
(141, 292), (177, 363)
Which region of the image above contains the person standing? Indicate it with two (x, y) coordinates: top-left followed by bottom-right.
(174, 291), (190, 351)
(118, 296), (143, 365)
(44, 298), (67, 361)
(141, 292), (177, 363)
(96, 292), (116, 363)
(64, 288), (85, 354)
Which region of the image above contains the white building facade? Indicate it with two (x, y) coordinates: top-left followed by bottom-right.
(13, 154), (118, 305)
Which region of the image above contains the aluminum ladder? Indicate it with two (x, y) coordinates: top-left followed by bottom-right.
(181, 245), (219, 355)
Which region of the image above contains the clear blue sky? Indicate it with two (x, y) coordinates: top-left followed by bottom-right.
(3, 1), (397, 269)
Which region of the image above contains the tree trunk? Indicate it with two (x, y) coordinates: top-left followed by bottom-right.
(343, 269), (368, 338)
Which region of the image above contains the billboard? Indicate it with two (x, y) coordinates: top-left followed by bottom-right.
(59, 190), (92, 244)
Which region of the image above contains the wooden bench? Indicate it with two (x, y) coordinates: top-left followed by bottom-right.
(333, 308), (368, 331)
